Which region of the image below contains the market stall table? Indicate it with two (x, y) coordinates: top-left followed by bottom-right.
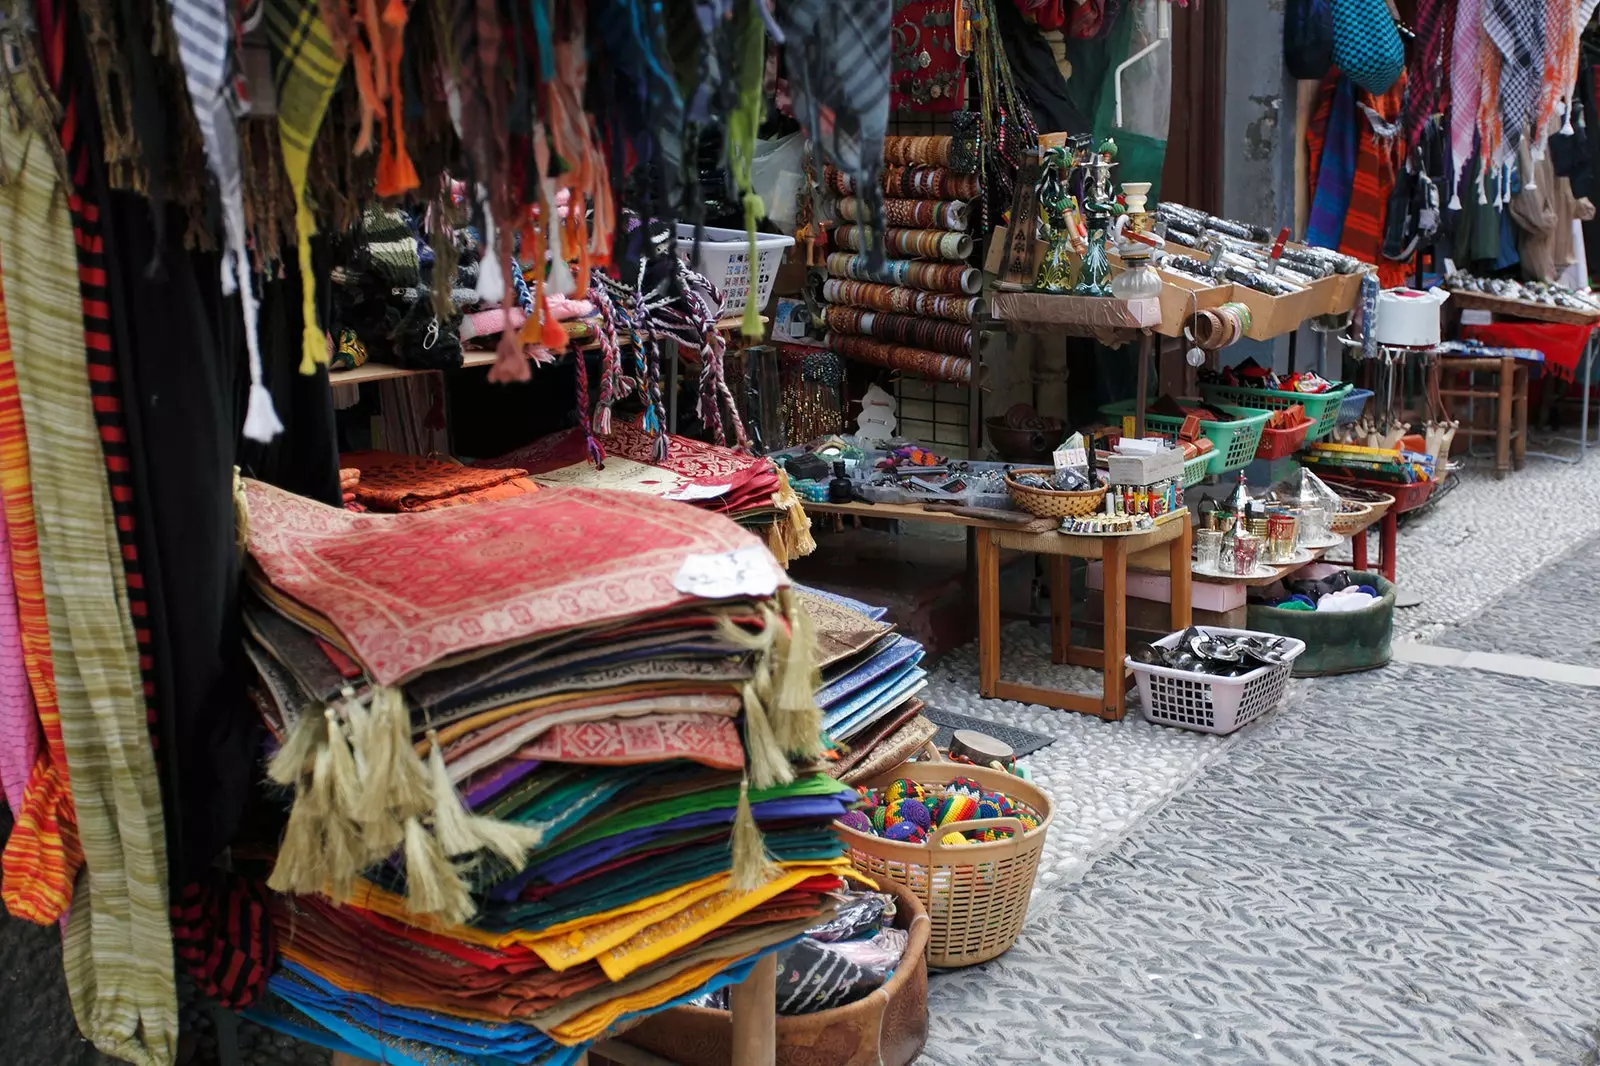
(979, 513), (1193, 721)
(803, 502), (1193, 720)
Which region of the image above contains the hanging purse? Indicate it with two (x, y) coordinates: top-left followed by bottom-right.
(1284, 0), (1335, 81)
(1329, 0), (1404, 95)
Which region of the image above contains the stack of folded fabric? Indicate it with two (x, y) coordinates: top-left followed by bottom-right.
(236, 478), (856, 1063)
(479, 420), (814, 565)
(341, 450), (543, 512)
(796, 586), (937, 785)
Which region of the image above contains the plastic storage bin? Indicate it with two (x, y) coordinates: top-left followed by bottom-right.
(1246, 571), (1394, 677)
(1336, 388), (1374, 426)
(675, 224), (795, 319)
(1100, 401), (1272, 476)
(1126, 626), (1305, 734)
(1199, 382), (1354, 440)
(1253, 413), (1315, 460)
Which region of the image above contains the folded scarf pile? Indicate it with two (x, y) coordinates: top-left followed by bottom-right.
(237, 479), (852, 1062)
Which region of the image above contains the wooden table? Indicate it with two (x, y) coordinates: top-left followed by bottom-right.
(978, 513), (1193, 721)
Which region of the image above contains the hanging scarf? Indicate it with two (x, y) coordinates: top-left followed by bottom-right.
(1534, 0), (1581, 141)
(1483, 0), (1546, 149)
(1448, 0), (1484, 207)
(778, 0), (893, 266)
(1399, 0), (1453, 158)
(172, 0), (282, 442)
(1306, 74), (1358, 251)
(265, 0), (347, 374)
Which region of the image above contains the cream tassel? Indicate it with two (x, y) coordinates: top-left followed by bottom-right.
(771, 590), (823, 760)
(267, 786), (322, 895)
(266, 707), (322, 787)
(403, 816), (474, 924)
(323, 708), (362, 817)
(353, 686), (430, 823)
(232, 467), (250, 553)
(731, 778), (776, 892)
(425, 731), (544, 868)
(739, 681), (793, 790)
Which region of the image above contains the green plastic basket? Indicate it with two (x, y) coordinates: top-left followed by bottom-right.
(1101, 401), (1272, 475)
(1197, 383), (1353, 440)
(1182, 452), (1210, 488)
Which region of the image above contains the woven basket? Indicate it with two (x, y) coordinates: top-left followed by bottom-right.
(1329, 499), (1373, 536)
(838, 759), (1053, 968)
(1329, 484), (1395, 525)
(1004, 468), (1107, 518)
(617, 878), (930, 1066)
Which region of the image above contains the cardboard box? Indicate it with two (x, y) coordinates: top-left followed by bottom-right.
(1107, 448), (1185, 485)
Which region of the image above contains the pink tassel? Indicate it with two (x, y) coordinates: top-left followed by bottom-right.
(486, 332), (531, 384)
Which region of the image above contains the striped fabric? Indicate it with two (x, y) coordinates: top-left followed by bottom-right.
(0, 482), (39, 816)
(1535, 0), (1580, 140)
(1339, 80), (1410, 289)
(0, 85), (177, 1066)
(1484, 0), (1546, 147)
(0, 246), (81, 928)
(264, 0), (345, 376)
(173, 0), (282, 441)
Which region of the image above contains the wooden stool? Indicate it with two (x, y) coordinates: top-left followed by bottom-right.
(1429, 354), (1528, 479)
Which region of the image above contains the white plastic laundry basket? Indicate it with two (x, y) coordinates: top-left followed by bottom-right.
(675, 224), (794, 320)
(1126, 626), (1306, 735)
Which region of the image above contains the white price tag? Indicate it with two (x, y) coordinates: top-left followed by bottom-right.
(674, 546), (782, 599)
(665, 483), (733, 501)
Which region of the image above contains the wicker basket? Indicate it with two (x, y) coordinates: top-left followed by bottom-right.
(1004, 468), (1108, 518)
(618, 879), (930, 1066)
(1327, 483), (1395, 525)
(1329, 499), (1373, 536)
(838, 760), (1053, 968)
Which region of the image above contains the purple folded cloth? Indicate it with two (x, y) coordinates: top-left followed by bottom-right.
(463, 759), (543, 809)
(492, 795), (852, 900)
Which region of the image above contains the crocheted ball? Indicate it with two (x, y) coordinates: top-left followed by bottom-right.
(870, 803), (890, 833)
(837, 810), (873, 834)
(884, 821), (926, 843)
(948, 776), (984, 799)
(885, 797), (932, 831)
(883, 778), (925, 805)
(975, 797), (1007, 821)
(939, 831), (969, 846)
(938, 794), (979, 827)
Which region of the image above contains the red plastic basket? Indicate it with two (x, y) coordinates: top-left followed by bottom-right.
(1253, 416), (1314, 460)
(1318, 473), (1438, 513)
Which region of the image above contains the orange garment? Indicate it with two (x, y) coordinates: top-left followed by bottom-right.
(338, 450), (535, 512)
(0, 249), (82, 923)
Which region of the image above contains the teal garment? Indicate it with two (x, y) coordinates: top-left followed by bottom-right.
(1064, 5), (1169, 196)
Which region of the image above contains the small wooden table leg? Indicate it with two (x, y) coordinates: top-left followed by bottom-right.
(1380, 510), (1398, 583)
(1513, 364), (1528, 471)
(977, 529), (1001, 698)
(1495, 356), (1513, 479)
(730, 954), (778, 1066)
(1049, 556), (1071, 664)
(1101, 537), (1129, 719)
(1168, 514), (1193, 631)
(1352, 528), (1369, 571)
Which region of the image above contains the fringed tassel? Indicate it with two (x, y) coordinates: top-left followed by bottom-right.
(546, 191), (575, 295)
(323, 707), (363, 816)
(424, 731), (541, 868)
(267, 784), (323, 894)
(731, 778), (776, 891)
(266, 706), (321, 787)
(771, 588), (823, 760)
(718, 610), (795, 789)
(402, 816), (474, 924)
(232, 467), (251, 554)
(487, 330), (531, 383)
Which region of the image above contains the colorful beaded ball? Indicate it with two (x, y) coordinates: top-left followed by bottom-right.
(883, 778), (926, 805)
(837, 810), (873, 834)
(937, 794), (979, 827)
(884, 797), (932, 831)
(884, 821), (927, 843)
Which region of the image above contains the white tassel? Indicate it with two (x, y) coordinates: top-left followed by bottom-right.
(476, 189), (505, 306)
(1561, 99), (1575, 137)
(425, 731), (542, 867)
(546, 188), (575, 296)
(243, 383), (284, 444)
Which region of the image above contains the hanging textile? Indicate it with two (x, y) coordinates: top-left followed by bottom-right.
(0, 103), (176, 1066)
(172, 0), (281, 441)
(265, 0), (347, 376)
(1306, 73), (1358, 250)
(1483, 0), (1546, 149)
(1399, 0), (1453, 157)
(0, 503), (38, 817)
(1447, 0), (1485, 207)
(1340, 80), (1409, 288)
